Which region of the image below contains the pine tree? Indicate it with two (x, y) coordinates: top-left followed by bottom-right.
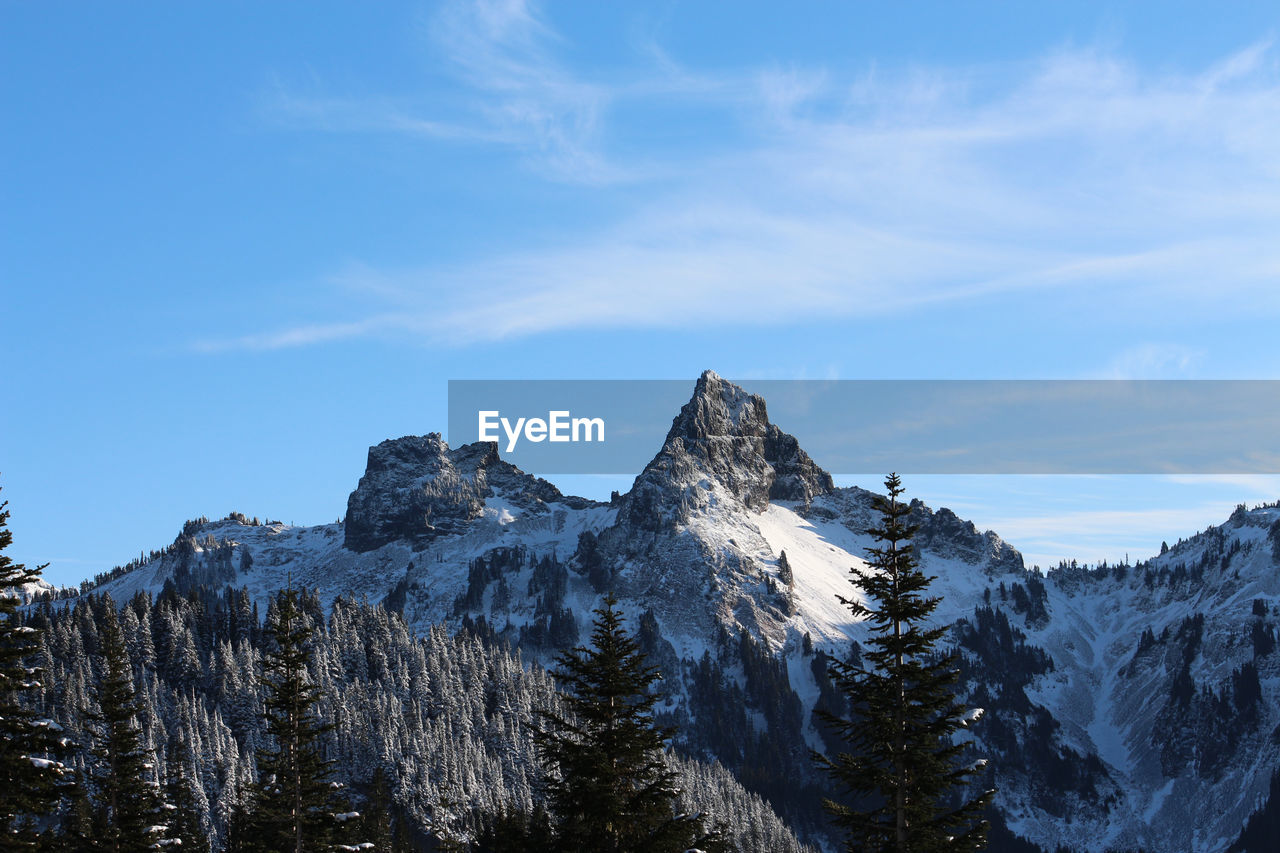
(62, 765), (98, 852)
(534, 593), (731, 853)
(470, 805), (554, 853)
(164, 735), (209, 852)
(814, 474), (991, 852)
(355, 768), (411, 853)
(245, 588), (350, 853)
(577, 530), (609, 593)
(222, 785), (253, 853)
(777, 550), (794, 587)
(85, 598), (169, 852)
(0, 488), (69, 848)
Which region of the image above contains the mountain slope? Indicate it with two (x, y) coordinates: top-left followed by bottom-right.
(70, 370), (1280, 852)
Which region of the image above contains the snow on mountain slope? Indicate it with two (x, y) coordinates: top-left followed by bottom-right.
(750, 503), (866, 647)
(1009, 505), (1280, 852)
(87, 485), (610, 624)
(67, 371), (1280, 853)
(749, 500), (998, 648)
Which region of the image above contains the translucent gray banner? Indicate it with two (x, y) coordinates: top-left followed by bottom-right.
(447, 379), (1280, 474)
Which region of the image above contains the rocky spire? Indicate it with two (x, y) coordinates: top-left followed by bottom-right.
(619, 371), (832, 532)
(343, 433), (592, 552)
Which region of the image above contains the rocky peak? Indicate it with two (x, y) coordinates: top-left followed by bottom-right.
(343, 433), (593, 553)
(344, 433), (479, 552)
(618, 371), (832, 532)
(911, 504), (1025, 574)
(666, 370), (769, 443)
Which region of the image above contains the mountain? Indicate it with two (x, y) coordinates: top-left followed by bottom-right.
(343, 433), (600, 553)
(67, 370), (1280, 852)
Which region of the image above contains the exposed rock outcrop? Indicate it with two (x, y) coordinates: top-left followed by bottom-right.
(343, 433), (594, 552)
(618, 370), (833, 534)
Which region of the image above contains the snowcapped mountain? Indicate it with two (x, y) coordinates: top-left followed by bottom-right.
(75, 370), (1280, 852)
(1007, 506), (1280, 852)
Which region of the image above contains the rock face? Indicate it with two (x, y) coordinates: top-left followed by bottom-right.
(578, 371), (840, 645)
(912, 504), (1025, 574)
(618, 370), (833, 533)
(343, 433), (594, 552)
(85, 370), (1280, 853)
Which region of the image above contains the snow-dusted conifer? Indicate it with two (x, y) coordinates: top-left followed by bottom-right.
(0, 487), (69, 847)
(534, 593), (732, 853)
(245, 587), (352, 852)
(814, 474), (992, 852)
(84, 597), (171, 851)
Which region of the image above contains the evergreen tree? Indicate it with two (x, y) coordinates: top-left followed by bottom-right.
(62, 765), (98, 853)
(221, 785), (253, 853)
(534, 594), (731, 853)
(355, 768), (411, 853)
(777, 550), (794, 587)
(245, 588), (350, 853)
(814, 474), (991, 852)
(84, 598), (169, 852)
(0, 488), (69, 849)
(576, 531), (609, 593)
(18, 576), (811, 852)
(470, 805), (554, 853)
(163, 736), (209, 852)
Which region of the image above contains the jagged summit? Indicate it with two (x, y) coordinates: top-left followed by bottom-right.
(62, 371), (1280, 853)
(343, 432), (595, 552)
(665, 370), (765, 443)
(346, 373), (831, 551)
(619, 371), (833, 533)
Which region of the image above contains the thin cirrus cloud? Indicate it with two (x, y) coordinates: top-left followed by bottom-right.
(1098, 343), (1204, 379)
(957, 500), (1254, 570)
(216, 0), (1280, 352)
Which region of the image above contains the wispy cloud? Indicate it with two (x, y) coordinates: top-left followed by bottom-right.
(987, 504), (1243, 541)
(428, 0), (623, 181)
(993, 501), (1245, 569)
(1098, 343), (1204, 379)
(263, 0), (624, 182)
(194, 315), (406, 352)
(224, 4), (1280, 351)
(920, 471), (1280, 568)
(1164, 473), (1280, 495)
(262, 84), (509, 144)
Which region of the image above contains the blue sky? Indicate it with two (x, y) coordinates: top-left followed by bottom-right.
(5, 1), (1280, 586)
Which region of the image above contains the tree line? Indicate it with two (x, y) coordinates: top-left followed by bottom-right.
(1, 476), (991, 852)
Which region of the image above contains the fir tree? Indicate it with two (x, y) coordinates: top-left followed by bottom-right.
(62, 766), (98, 853)
(164, 735), (209, 852)
(221, 786), (253, 853)
(355, 768), (410, 853)
(470, 805), (555, 853)
(534, 593), (731, 853)
(576, 531), (609, 593)
(0, 488), (69, 849)
(18, 575), (812, 852)
(814, 474), (991, 852)
(245, 588), (350, 853)
(84, 598), (169, 852)
(777, 550), (794, 587)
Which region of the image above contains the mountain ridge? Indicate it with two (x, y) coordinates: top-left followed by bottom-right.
(53, 370), (1280, 853)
